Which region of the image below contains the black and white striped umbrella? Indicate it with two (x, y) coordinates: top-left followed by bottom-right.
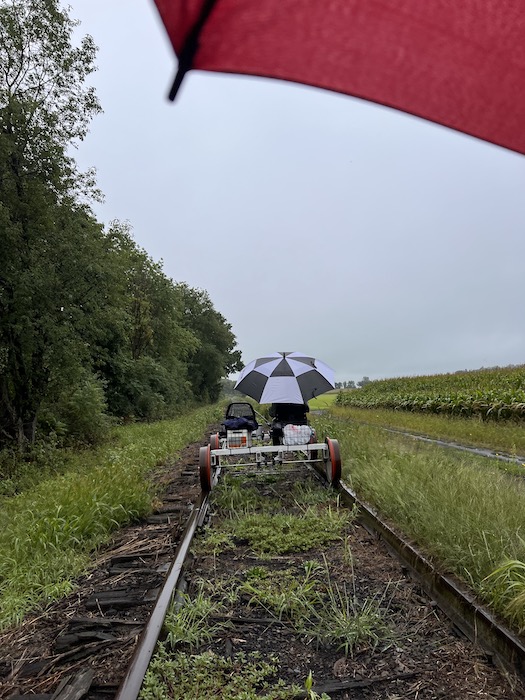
(234, 351), (335, 404)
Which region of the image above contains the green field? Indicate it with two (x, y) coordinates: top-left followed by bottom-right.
(308, 392), (339, 410)
(336, 365), (525, 421)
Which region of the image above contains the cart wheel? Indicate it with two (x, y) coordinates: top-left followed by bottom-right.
(210, 433), (220, 450)
(325, 437), (341, 485)
(199, 444), (213, 492)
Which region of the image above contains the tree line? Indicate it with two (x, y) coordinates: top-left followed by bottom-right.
(0, 0), (241, 450)
(334, 377), (371, 389)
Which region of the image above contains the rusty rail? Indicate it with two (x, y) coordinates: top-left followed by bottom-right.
(336, 479), (525, 678)
(114, 492), (211, 700)
(115, 461), (525, 698)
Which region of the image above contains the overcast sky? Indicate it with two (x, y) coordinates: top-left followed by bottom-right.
(66, 1), (525, 384)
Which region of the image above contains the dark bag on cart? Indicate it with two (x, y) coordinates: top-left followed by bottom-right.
(223, 416), (258, 432)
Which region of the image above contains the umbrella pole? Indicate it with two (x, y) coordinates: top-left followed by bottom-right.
(168, 0), (220, 101)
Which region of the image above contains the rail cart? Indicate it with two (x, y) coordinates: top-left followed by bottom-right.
(199, 402), (342, 492)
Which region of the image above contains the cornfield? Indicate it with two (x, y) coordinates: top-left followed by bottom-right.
(336, 365), (525, 421)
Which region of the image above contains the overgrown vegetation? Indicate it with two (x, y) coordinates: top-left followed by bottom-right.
(143, 474), (392, 698)
(0, 0), (241, 453)
(164, 584), (231, 650)
(0, 405), (221, 629)
(298, 570), (393, 655)
(141, 647), (300, 700)
(482, 559), (525, 632)
(336, 365), (525, 421)
(308, 393), (338, 410)
(226, 506), (353, 556)
(331, 405), (525, 458)
(310, 414), (525, 630)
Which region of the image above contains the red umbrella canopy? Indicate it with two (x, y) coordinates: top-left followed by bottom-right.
(152, 0), (525, 155)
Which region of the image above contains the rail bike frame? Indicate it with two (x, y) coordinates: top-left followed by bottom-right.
(199, 431), (342, 492)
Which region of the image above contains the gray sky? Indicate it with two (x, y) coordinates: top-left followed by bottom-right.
(67, 1), (525, 384)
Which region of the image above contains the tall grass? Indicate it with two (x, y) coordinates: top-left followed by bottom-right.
(0, 404), (222, 629)
(311, 414), (525, 629)
(332, 406), (525, 460)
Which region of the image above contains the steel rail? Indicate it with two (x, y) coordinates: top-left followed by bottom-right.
(114, 491), (211, 700)
(336, 479), (525, 679)
(113, 458), (525, 699)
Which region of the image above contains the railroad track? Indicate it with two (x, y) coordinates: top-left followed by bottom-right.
(380, 426), (525, 466)
(2, 434), (525, 699)
(0, 444), (203, 700)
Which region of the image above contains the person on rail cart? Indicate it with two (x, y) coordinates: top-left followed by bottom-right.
(269, 403), (309, 445)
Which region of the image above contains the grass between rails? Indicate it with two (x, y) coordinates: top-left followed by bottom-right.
(141, 478), (392, 700)
(331, 405), (525, 460)
(310, 413), (525, 631)
(141, 648), (301, 700)
(0, 404), (223, 630)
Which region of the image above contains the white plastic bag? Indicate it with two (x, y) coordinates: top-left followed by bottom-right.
(283, 424), (312, 445)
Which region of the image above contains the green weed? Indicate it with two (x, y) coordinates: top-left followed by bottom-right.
(482, 559), (525, 631)
(213, 477), (263, 515)
(300, 583), (392, 656)
(240, 562), (321, 620)
(0, 405), (222, 629)
(140, 647), (299, 700)
(164, 586), (230, 650)
(195, 530), (236, 557)
(226, 505), (354, 556)
(304, 670), (331, 700)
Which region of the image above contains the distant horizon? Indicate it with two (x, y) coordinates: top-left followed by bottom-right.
(229, 361), (524, 388)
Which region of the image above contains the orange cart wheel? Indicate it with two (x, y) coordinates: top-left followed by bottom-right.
(210, 433), (220, 450)
(325, 437), (342, 485)
(199, 444), (212, 492)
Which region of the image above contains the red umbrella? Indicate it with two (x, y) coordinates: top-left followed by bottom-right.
(152, 0), (525, 156)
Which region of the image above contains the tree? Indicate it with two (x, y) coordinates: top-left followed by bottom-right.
(0, 0), (100, 196)
(221, 378), (238, 397)
(175, 284), (242, 402)
(96, 223), (199, 421)
(335, 380), (356, 390)
(0, 200), (128, 445)
(0, 1), (244, 444)
(0, 0), (101, 446)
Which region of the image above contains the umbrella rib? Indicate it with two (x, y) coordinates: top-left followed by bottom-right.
(168, 0), (220, 101)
